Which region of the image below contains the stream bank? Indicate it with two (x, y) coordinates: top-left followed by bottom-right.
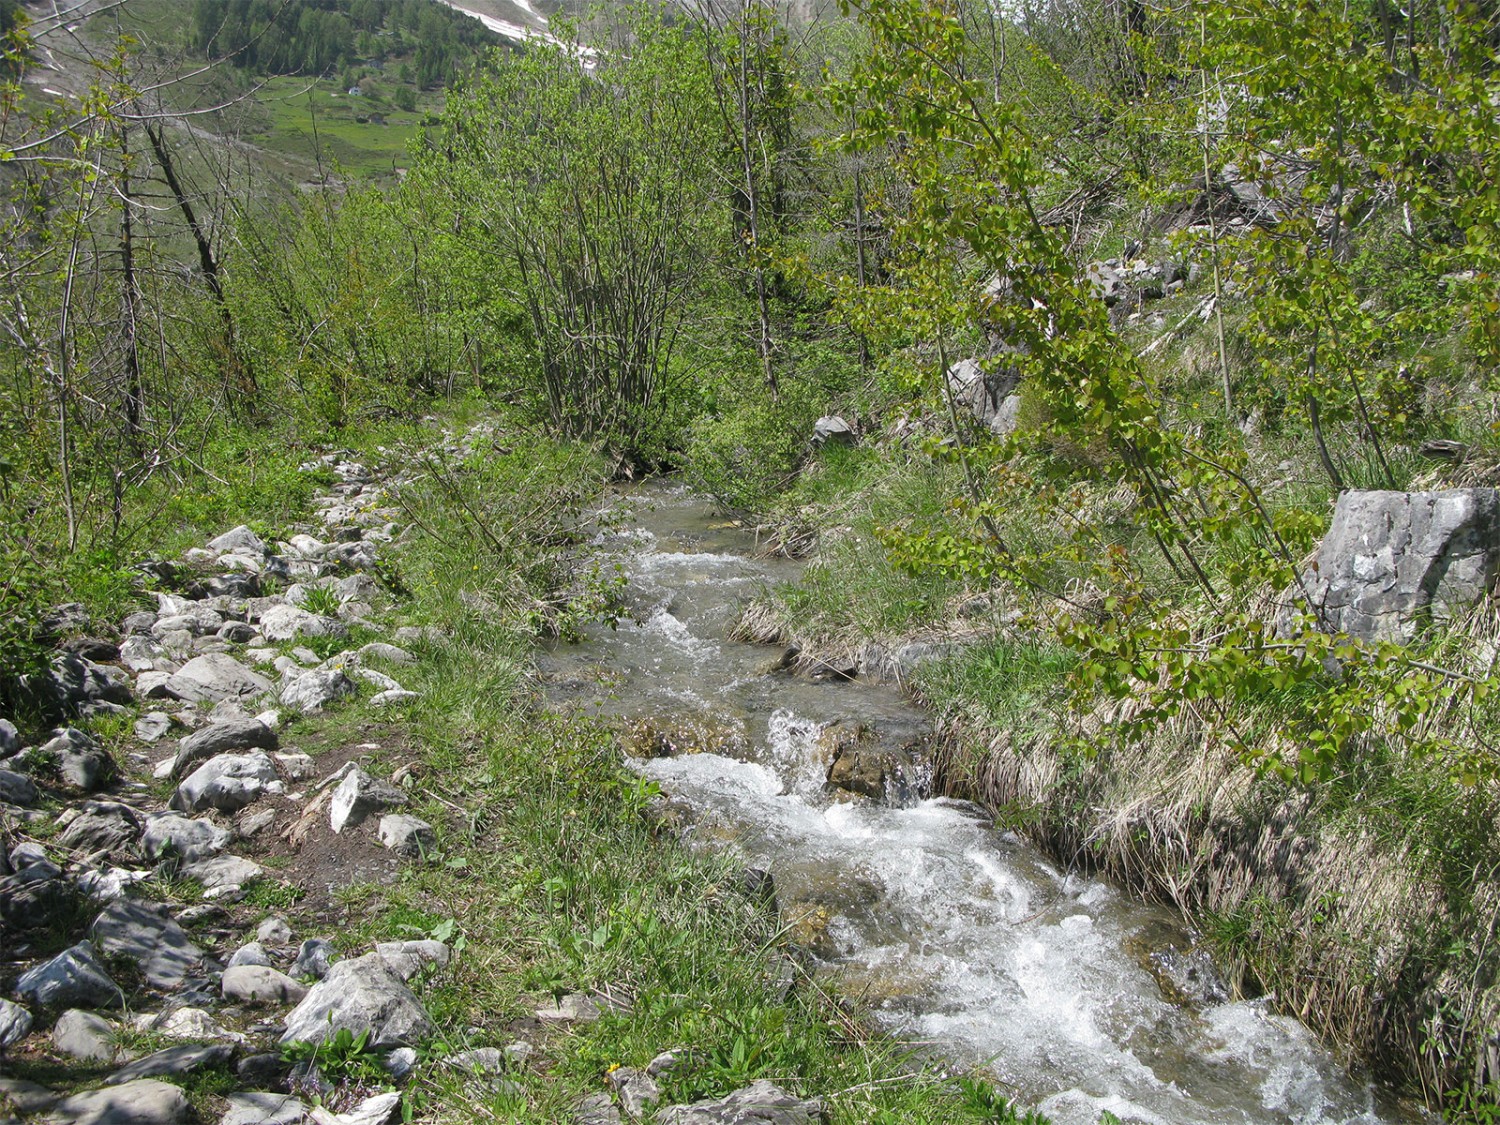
(540, 480), (1423, 1125)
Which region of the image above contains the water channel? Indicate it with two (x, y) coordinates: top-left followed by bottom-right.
(538, 481), (1420, 1125)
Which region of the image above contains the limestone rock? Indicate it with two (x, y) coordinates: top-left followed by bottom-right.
(373, 940), (448, 981)
(329, 769), (404, 833)
(40, 727), (113, 791)
(53, 1008), (116, 1061)
(165, 655), (274, 705)
(0, 769), (38, 807)
(377, 814), (434, 857)
(0, 998), (32, 1048)
(108, 1043), (235, 1085)
(0, 718), (18, 755)
(280, 952), (434, 1048)
(45, 1079), (191, 1125)
(173, 717), (279, 778)
(222, 965), (307, 1006)
(92, 899), (204, 990)
(946, 356), (1023, 436)
(182, 854), (265, 892)
(57, 801), (142, 854)
(290, 939), (337, 980)
(1289, 488), (1500, 644)
(228, 941), (274, 969)
(221, 1092), (308, 1125)
(210, 525), (267, 556)
(608, 1066), (662, 1119)
(280, 669), (356, 715)
(308, 1091), (400, 1125)
(654, 1081), (826, 1124)
(15, 942), (123, 1008)
(141, 812), (233, 863)
(171, 752), (279, 814)
(257, 916), (295, 945)
(812, 416), (854, 446)
(535, 993), (601, 1023)
(576, 1094), (624, 1125)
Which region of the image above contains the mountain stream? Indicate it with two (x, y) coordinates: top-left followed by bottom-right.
(537, 481), (1420, 1125)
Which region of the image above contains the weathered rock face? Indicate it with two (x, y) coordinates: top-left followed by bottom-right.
(280, 952), (434, 1048)
(655, 1081), (827, 1124)
(1291, 488), (1500, 643)
(946, 357), (1023, 437)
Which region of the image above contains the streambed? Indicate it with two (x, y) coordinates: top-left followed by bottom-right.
(538, 481), (1420, 1125)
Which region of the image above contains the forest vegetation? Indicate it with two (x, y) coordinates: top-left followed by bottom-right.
(1, 0), (1500, 1119)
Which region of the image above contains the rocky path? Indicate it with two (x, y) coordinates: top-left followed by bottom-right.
(0, 432), (823, 1125)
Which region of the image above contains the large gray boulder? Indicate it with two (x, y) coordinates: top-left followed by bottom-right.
(1291, 488), (1500, 643)
(140, 812), (233, 862)
(15, 941), (124, 1008)
(655, 1081), (826, 1124)
(44, 1078), (191, 1125)
(172, 716), (278, 778)
(164, 655), (274, 704)
(280, 953), (434, 1048)
(91, 900), (204, 990)
(171, 752), (279, 814)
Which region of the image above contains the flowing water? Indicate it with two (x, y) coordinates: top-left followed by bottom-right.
(538, 481), (1421, 1125)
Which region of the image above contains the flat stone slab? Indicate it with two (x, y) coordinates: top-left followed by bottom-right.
(44, 1078), (191, 1125)
(221, 1092), (308, 1125)
(92, 899), (204, 990)
(108, 1043), (235, 1085)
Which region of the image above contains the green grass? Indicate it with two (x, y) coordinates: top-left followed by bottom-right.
(250, 76), (433, 179)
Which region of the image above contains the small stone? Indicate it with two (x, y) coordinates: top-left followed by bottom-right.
(280, 669), (356, 715)
(308, 1091), (400, 1125)
(16, 942), (123, 1008)
(182, 854), (265, 892)
(107, 1042), (234, 1085)
(141, 812), (233, 862)
(228, 942), (274, 969)
(575, 1093), (624, 1125)
(52, 1008), (116, 1062)
(221, 1092), (307, 1125)
(274, 752), (315, 780)
(235, 1053), (290, 1092)
(257, 916), (295, 945)
(239, 808), (277, 838)
(280, 953), (434, 1048)
(369, 689), (419, 708)
(535, 993), (601, 1023)
(222, 965), (307, 1006)
(0, 998), (32, 1048)
(646, 1050), (683, 1077)
(289, 939), (336, 980)
(0, 769), (38, 807)
(0, 719), (20, 755)
(447, 1046), (504, 1073)
(56, 801), (142, 854)
(653, 1081), (825, 1125)
(135, 712), (175, 743)
(329, 769), (404, 833)
(382, 1045), (418, 1081)
(44, 1079), (191, 1125)
(504, 1040), (534, 1065)
(373, 940), (449, 981)
(607, 1065), (662, 1119)
(173, 716), (278, 778)
(209, 525), (267, 555)
(135, 1007), (233, 1044)
(377, 814), (434, 857)
(77, 867), (154, 902)
(358, 643), (414, 665)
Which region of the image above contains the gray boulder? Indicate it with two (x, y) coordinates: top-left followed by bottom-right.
(0, 769), (38, 807)
(15, 941), (124, 1008)
(0, 997), (32, 1049)
(280, 669), (356, 715)
(576, 1094), (624, 1125)
(140, 812), (233, 863)
(135, 712), (175, 743)
(220, 1092), (307, 1125)
(0, 718), (18, 755)
(373, 940), (449, 981)
(164, 654), (274, 704)
(27, 654), (133, 719)
(329, 768), (404, 833)
(228, 941), (274, 969)
(173, 717), (278, 778)
(280, 952), (434, 1048)
(92, 899), (204, 990)
(260, 605), (347, 644)
(290, 939), (337, 980)
(182, 854), (264, 891)
(221, 966), (307, 1006)
(44, 1079), (191, 1125)
(1290, 488), (1500, 643)
(812, 416), (854, 446)
(57, 802), (143, 855)
(377, 814), (434, 857)
(53, 1008), (115, 1062)
(40, 727), (114, 791)
(946, 357), (1023, 437)
(171, 752), (279, 814)
(209, 525), (267, 556)
(655, 1081), (826, 1124)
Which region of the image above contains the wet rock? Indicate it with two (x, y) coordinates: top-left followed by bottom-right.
(44, 1078), (191, 1125)
(535, 993), (601, 1024)
(608, 1066), (661, 1118)
(0, 998), (33, 1049)
(52, 1008), (116, 1062)
(377, 814), (434, 857)
(280, 669), (356, 715)
(825, 744), (898, 801)
(576, 1094), (624, 1125)
(92, 899), (205, 990)
(171, 752), (279, 814)
(173, 717), (279, 778)
(222, 966), (308, 1006)
(108, 1043), (235, 1085)
(17, 942), (123, 1007)
(373, 940), (448, 981)
(164, 654), (275, 704)
(280, 952), (435, 1048)
(228, 942), (274, 969)
(141, 812), (233, 863)
(655, 1080), (826, 1124)
(1290, 488), (1500, 644)
(329, 769), (404, 833)
(221, 1092), (307, 1125)
(290, 939), (337, 980)
(0, 769), (38, 807)
(57, 801), (142, 854)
